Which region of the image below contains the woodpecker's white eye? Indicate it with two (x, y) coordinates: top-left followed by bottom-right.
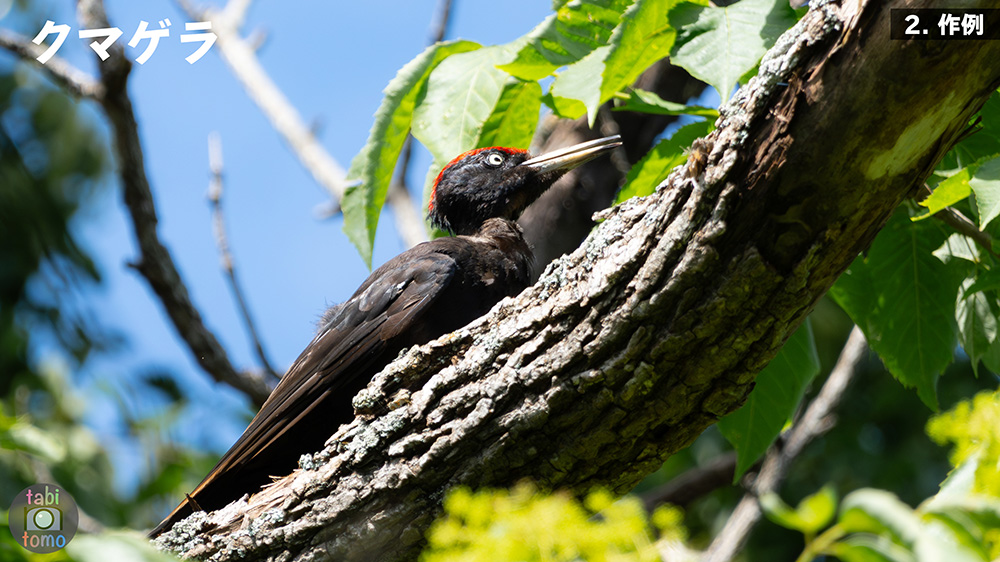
(486, 153), (505, 167)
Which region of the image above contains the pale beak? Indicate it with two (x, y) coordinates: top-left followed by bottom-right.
(519, 135), (622, 174)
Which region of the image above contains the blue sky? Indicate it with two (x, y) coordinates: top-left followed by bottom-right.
(1, 0), (555, 496)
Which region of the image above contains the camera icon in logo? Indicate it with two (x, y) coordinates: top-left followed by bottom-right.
(25, 506), (62, 532)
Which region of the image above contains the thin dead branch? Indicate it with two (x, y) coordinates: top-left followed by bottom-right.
(75, 0), (273, 405)
(176, 0), (428, 248)
(207, 132), (280, 380)
(0, 29), (105, 99)
(705, 327), (868, 562)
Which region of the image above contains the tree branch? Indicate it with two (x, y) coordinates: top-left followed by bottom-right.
(640, 451), (741, 510)
(207, 132), (279, 380)
(427, 0), (453, 45)
(154, 1), (1000, 559)
(705, 326), (868, 562)
(176, 0), (428, 248)
(387, 136), (431, 248)
(75, 0), (273, 406)
(0, 29), (105, 100)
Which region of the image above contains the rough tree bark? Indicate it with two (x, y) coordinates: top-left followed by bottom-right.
(155, 1), (1000, 560)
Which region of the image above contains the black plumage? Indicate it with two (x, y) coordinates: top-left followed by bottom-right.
(150, 135), (621, 536)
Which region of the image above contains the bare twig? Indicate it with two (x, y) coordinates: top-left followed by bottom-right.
(640, 452), (740, 511)
(428, 0), (454, 45)
(387, 137), (430, 247)
(705, 326), (868, 562)
(183, 3), (349, 198)
(175, 0), (427, 249)
(207, 132), (280, 380)
(0, 29), (105, 99)
(75, 0), (272, 406)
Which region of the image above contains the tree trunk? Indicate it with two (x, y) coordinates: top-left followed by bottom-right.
(156, 1), (1000, 560)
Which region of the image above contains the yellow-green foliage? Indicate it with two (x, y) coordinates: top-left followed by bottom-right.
(926, 389), (1000, 497)
(421, 483), (686, 562)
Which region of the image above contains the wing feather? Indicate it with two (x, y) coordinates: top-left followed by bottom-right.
(151, 250), (459, 535)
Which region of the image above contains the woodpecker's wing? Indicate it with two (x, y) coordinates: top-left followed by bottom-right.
(152, 250), (459, 535)
(230, 250), (459, 465)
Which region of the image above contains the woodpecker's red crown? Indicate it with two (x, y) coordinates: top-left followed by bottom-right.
(430, 147), (528, 212)
(427, 136), (622, 235)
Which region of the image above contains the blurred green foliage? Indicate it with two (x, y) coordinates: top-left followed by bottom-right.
(629, 298), (998, 560)
(1, 508), (178, 562)
(0, 68), (106, 388)
(0, 57), (206, 550)
(927, 389), (1000, 498)
(0, 59), (112, 497)
(762, 391), (1000, 562)
(422, 483), (689, 562)
(0, 61), (153, 558)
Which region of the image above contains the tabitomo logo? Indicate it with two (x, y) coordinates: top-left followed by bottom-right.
(8, 484), (79, 553)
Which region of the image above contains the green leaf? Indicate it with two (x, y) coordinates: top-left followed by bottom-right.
(614, 120), (711, 204)
(958, 498), (1000, 535)
(962, 266), (1000, 297)
(343, 40), (480, 266)
(423, 484), (666, 561)
(955, 278), (1000, 376)
(933, 233), (980, 265)
(759, 492), (802, 531)
(412, 44), (523, 210)
(499, 0), (631, 81)
(913, 518), (987, 562)
(668, 0), (797, 100)
(829, 211), (965, 410)
(923, 492), (1000, 555)
(2, 420), (67, 463)
(919, 154), (1000, 224)
(795, 484), (839, 534)
(412, 44), (519, 170)
(68, 530), (182, 562)
(548, 0), (680, 124)
(547, 45), (611, 121)
(829, 535), (915, 562)
(613, 88), (719, 117)
(947, 505), (1000, 551)
(718, 319), (820, 480)
(926, 391), (1000, 497)
(476, 80), (543, 150)
(839, 489), (921, 546)
(935, 453), (981, 500)
(970, 156), (1000, 229)
(915, 168), (972, 220)
(759, 486), (836, 534)
(956, 271), (1000, 373)
(598, 0), (680, 105)
(432, 78), (541, 229)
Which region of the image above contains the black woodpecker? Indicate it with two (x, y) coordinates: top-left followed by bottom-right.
(150, 134), (622, 537)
